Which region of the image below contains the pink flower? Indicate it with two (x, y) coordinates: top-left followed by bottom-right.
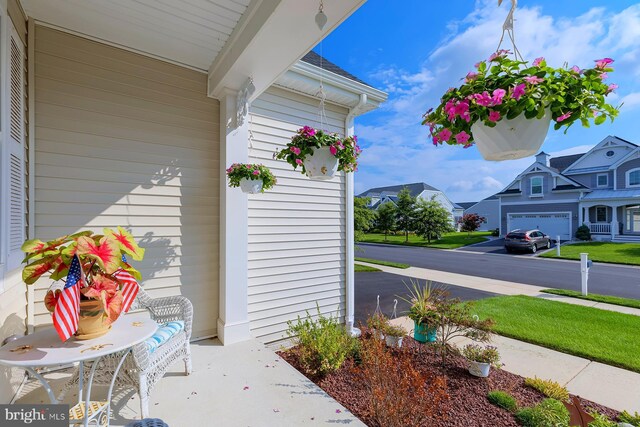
(606, 83), (618, 94)
(295, 158), (303, 165)
(595, 58), (614, 69)
(455, 131), (470, 145)
(488, 110), (501, 122)
(570, 65), (582, 74)
(489, 49), (510, 62)
(474, 61), (485, 69)
(491, 89), (506, 106)
(252, 170), (260, 176)
(599, 72), (608, 80)
(532, 57), (545, 67)
(290, 146), (301, 155)
(454, 100), (469, 115)
(432, 136), (440, 145)
(329, 145), (337, 156)
(557, 112), (572, 122)
(465, 72), (480, 83)
(444, 99), (457, 121)
(512, 83), (526, 101)
(524, 76), (544, 85)
(439, 128), (452, 142)
(473, 91), (492, 107)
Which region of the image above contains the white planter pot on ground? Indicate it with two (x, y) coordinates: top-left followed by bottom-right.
(467, 360), (491, 378)
(385, 335), (403, 348)
(471, 110), (552, 161)
(303, 146), (338, 180)
(239, 178), (263, 194)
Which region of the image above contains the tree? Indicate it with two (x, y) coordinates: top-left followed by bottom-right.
(395, 188), (416, 242)
(375, 203), (396, 241)
(414, 196), (454, 243)
(354, 197), (377, 235)
(459, 213), (486, 236)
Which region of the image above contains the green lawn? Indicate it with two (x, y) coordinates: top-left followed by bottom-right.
(471, 295), (640, 372)
(354, 257), (410, 269)
(542, 289), (640, 310)
(540, 241), (640, 266)
(355, 263), (382, 272)
(358, 231), (491, 249)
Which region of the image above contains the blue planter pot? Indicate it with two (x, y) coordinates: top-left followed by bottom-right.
(413, 320), (437, 343)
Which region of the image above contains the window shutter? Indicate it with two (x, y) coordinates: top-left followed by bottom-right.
(6, 23), (25, 269)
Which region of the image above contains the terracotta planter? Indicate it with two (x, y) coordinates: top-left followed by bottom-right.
(303, 147), (338, 180)
(75, 299), (111, 340)
(467, 360), (491, 378)
(471, 110), (552, 161)
(239, 178), (263, 194)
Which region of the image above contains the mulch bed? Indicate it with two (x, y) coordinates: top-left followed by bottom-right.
(278, 335), (619, 427)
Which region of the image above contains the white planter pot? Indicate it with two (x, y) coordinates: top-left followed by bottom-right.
(471, 110), (552, 161)
(239, 178), (263, 194)
(385, 335), (403, 348)
(468, 360), (491, 378)
(303, 146), (338, 180)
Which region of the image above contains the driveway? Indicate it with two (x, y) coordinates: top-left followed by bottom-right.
(358, 243), (640, 300)
(355, 271), (497, 325)
(459, 237), (557, 256)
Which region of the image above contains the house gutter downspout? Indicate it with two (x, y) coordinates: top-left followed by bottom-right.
(345, 93), (367, 337)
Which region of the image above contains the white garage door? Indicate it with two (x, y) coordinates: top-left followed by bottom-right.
(507, 213), (571, 240)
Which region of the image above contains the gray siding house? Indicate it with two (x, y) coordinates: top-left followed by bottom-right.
(497, 136), (640, 241)
(459, 196), (500, 231)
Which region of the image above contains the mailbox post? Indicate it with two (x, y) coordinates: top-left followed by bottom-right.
(580, 253), (592, 296)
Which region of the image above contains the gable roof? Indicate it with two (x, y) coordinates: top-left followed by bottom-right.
(301, 51), (371, 87)
(456, 202), (478, 210)
(358, 182), (440, 198)
(550, 154), (585, 173)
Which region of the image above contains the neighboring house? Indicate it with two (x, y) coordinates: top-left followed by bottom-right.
(459, 196), (500, 231)
(358, 182), (464, 221)
(0, 0), (387, 403)
(497, 136), (640, 242)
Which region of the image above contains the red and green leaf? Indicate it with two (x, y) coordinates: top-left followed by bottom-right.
(22, 256), (56, 285)
(100, 290), (123, 325)
(44, 289), (60, 312)
(76, 236), (121, 274)
(104, 227), (145, 261)
(82, 274), (117, 299)
(21, 239), (47, 254)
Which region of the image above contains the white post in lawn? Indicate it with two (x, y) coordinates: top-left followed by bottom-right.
(556, 235), (561, 257)
(580, 253), (589, 296)
(218, 88), (251, 345)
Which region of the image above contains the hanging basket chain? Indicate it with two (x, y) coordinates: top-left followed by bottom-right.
(316, 0), (328, 131)
(496, 0), (525, 61)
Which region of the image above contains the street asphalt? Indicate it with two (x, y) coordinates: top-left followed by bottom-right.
(357, 242), (640, 300)
(354, 271), (497, 325)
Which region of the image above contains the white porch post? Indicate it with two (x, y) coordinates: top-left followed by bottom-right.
(578, 204), (584, 226)
(611, 205), (618, 240)
(218, 89), (251, 345)
(345, 117), (358, 337)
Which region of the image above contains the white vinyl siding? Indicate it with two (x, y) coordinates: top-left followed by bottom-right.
(33, 26), (219, 338)
(247, 87), (347, 342)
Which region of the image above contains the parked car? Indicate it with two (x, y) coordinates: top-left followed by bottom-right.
(504, 229), (551, 253)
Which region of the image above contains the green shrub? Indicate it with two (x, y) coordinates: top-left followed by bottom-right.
(576, 224), (592, 241)
(487, 390), (517, 412)
(619, 411), (640, 426)
(515, 398), (570, 427)
(287, 307), (358, 376)
(588, 412), (617, 427)
(491, 228), (500, 237)
(524, 377), (570, 401)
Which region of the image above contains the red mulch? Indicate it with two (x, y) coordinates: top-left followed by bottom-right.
(277, 335), (619, 427)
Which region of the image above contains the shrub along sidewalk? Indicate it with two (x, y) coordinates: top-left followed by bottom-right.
(358, 231), (490, 249)
(540, 241), (640, 266)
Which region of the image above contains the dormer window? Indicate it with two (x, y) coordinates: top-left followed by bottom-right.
(597, 174), (608, 188)
(530, 177), (543, 196)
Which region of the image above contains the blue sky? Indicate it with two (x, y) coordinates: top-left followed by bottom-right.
(320, 0), (640, 202)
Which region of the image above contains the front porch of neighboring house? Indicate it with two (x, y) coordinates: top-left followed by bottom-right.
(580, 191), (640, 241)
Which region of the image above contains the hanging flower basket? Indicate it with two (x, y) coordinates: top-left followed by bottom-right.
(226, 163), (276, 194)
(423, 52), (620, 161)
(274, 126), (361, 180)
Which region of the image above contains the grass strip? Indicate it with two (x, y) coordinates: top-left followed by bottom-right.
(355, 263), (382, 272)
(358, 232), (490, 249)
(541, 288), (640, 310)
(354, 257), (410, 269)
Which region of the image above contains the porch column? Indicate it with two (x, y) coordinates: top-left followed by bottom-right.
(578, 204), (584, 226)
(611, 205), (618, 240)
(218, 89), (251, 345)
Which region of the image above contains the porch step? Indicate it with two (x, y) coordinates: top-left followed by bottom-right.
(613, 236), (640, 243)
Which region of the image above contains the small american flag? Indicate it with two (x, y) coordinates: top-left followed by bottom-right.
(115, 255), (139, 312)
(53, 254), (81, 341)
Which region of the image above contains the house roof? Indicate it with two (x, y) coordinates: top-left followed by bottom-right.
(549, 154), (585, 173)
(301, 51), (371, 87)
(582, 189), (640, 200)
(496, 189), (522, 195)
(358, 182), (440, 198)
(456, 202), (478, 210)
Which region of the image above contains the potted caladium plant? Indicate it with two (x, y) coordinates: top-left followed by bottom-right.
(274, 126), (361, 180)
(21, 227), (145, 340)
(226, 163), (276, 194)
(423, 51), (620, 161)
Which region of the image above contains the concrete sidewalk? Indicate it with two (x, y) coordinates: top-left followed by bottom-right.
(392, 316), (640, 413)
(358, 262), (640, 317)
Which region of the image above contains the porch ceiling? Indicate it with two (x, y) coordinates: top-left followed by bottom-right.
(22, 0), (252, 71)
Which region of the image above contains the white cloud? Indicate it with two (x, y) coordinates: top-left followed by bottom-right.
(355, 2), (639, 201)
(621, 92), (640, 110)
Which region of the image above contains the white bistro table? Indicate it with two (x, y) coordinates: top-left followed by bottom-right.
(0, 312), (157, 427)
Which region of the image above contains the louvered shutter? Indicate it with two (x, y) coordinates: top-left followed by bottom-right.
(6, 22), (25, 269)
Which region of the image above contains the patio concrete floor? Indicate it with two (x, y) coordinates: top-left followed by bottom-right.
(15, 339), (365, 426)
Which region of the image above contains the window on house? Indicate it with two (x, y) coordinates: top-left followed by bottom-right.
(597, 174), (608, 187)
(596, 206), (608, 223)
(629, 169), (640, 187)
(530, 177), (543, 196)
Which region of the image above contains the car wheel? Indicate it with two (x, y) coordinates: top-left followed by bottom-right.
(531, 244), (537, 254)
(505, 246), (512, 253)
